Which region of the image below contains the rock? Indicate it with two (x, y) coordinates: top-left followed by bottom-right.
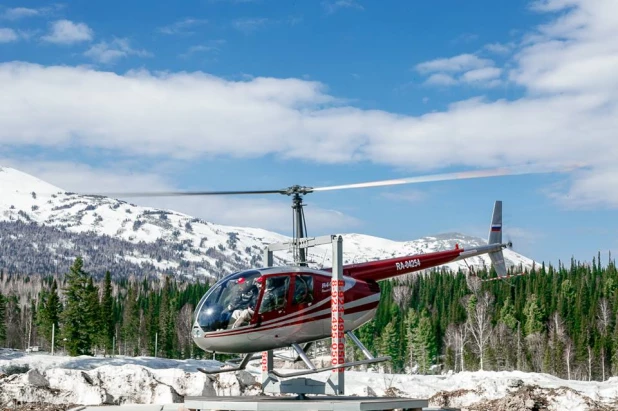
(26, 369), (49, 388)
(235, 370), (256, 390)
(363, 385), (377, 397)
(507, 378), (524, 388)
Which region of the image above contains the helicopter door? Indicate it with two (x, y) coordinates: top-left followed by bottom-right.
(256, 276), (291, 324)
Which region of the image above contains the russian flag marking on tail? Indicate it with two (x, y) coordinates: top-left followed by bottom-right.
(491, 224), (501, 232)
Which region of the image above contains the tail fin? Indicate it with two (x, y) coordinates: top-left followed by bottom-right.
(488, 201), (507, 277)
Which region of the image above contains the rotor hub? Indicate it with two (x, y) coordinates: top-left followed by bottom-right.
(283, 185), (314, 196)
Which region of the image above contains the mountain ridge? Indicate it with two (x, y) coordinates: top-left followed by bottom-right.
(0, 166), (537, 279)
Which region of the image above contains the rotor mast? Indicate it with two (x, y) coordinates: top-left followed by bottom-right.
(291, 193), (308, 266)
(284, 185), (312, 267)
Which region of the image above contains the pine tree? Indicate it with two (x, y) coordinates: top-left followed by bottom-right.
(378, 320), (399, 373)
(85, 277), (101, 353)
(100, 271), (114, 354)
(122, 283), (140, 356)
(524, 294), (544, 336)
(61, 257), (96, 356)
(37, 280), (62, 350)
(412, 311), (437, 374)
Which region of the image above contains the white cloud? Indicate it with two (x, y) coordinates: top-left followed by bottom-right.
(415, 54), (502, 87)
(0, 28), (18, 42)
(2, 0), (618, 209)
(322, 0), (364, 14)
(415, 54), (493, 74)
(179, 40), (226, 58)
(232, 18), (269, 33)
(0, 159), (361, 234)
(41, 20), (93, 44)
(460, 67), (502, 83)
(425, 73), (457, 86)
(546, 166), (618, 209)
(84, 38), (153, 64)
(0, 5), (62, 20)
(2, 7), (40, 20)
(158, 18), (208, 35)
(484, 42), (514, 54)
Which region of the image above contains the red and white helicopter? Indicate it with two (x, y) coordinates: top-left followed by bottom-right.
(104, 166), (560, 377)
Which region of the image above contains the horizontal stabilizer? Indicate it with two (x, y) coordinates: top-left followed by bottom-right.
(489, 250), (507, 277)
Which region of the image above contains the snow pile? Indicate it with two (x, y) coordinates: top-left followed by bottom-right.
(0, 351), (260, 406)
(2, 350), (618, 410)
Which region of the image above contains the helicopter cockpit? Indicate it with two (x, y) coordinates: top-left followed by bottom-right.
(194, 270), (263, 332)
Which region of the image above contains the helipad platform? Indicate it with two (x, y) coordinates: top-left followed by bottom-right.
(183, 395), (429, 411)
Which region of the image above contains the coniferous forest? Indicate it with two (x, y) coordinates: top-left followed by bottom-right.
(1, 253), (617, 383)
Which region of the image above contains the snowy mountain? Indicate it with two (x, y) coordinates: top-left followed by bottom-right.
(0, 166), (536, 279)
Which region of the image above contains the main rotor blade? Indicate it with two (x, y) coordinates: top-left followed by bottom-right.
(84, 189), (286, 198)
(310, 165), (562, 192)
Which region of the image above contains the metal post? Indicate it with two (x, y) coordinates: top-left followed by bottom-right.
(264, 248), (273, 268)
(51, 323), (55, 356)
(261, 246), (276, 388)
(261, 350), (274, 385)
(155, 332), (158, 358)
(328, 235), (344, 394)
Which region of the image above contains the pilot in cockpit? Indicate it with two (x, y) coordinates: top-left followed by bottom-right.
(229, 276), (262, 328)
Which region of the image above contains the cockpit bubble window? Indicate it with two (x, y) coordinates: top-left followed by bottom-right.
(195, 270), (262, 332)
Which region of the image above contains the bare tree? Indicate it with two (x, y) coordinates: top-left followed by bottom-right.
(176, 303), (195, 358)
(444, 323), (468, 372)
(490, 322), (516, 371)
(547, 312), (566, 376)
(587, 345), (593, 382)
(564, 337), (574, 380)
(465, 274), (482, 295)
(392, 285), (412, 311)
(525, 332), (545, 373)
(464, 292), (494, 370)
(597, 298), (611, 381)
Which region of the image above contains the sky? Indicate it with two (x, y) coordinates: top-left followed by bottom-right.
(1, 0), (617, 267)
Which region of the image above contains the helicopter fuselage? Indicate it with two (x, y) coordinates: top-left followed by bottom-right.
(191, 241), (506, 354)
(192, 266), (380, 353)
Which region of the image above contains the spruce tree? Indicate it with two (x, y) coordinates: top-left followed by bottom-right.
(37, 280), (62, 350)
(61, 257), (96, 356)
(412, 311), (437, 374)
(378, 320), (399, 373)
(100, 271), (114, 353)
(122, 284), (140, 356)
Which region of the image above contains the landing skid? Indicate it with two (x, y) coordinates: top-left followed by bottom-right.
(270, 331), (389, 378)
(197, 330), (389, 379)
(197, 352), (259, 375)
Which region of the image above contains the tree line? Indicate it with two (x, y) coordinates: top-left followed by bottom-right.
(0, 256), (210, 359)
(1, 253), (618, 382)
(356, 252), (618, 382)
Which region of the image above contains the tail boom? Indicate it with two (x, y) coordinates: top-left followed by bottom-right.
(344, 242), (509, 282)
(343, 200), (511, 281)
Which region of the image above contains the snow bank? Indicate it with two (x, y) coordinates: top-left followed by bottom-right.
(2, 349), (617, 410)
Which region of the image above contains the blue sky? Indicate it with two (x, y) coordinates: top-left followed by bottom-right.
(1, 0), (617, 267)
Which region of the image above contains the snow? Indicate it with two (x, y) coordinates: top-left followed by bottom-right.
(0, 165), (537, 279)
(1, 349), (617, 410)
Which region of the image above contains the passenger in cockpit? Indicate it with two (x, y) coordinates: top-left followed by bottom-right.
(229, 276), (262, 328)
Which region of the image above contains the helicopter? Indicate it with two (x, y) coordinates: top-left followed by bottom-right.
(97, 165), (568, 377)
